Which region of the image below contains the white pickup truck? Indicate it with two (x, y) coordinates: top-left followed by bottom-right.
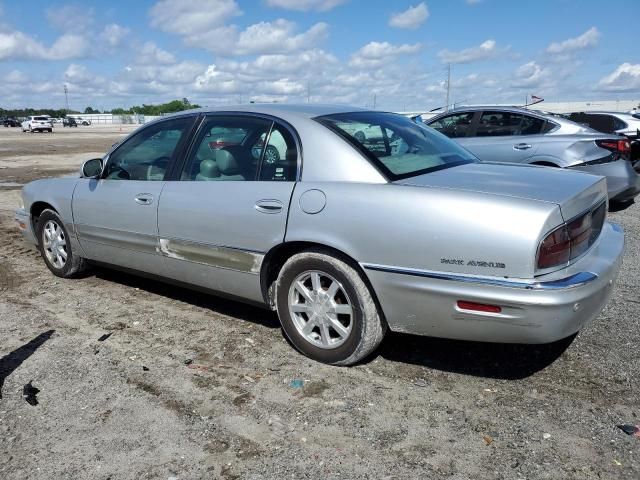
(21, 116), (53, 133)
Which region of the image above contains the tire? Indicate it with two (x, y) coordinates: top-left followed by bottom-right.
(275, 250), (386, 365)
(263, 145), (280, 164)
(36, 209), (88, 278)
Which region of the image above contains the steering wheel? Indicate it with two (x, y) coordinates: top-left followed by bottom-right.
(106, 164), (131, 180)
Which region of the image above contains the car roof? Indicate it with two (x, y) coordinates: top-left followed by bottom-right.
(433, 105), (556, 118)
(170, 103), (370, 122)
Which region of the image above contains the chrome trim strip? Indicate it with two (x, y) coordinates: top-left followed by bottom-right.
(361, 263), (598, 290)
(158, 237), (264, 274)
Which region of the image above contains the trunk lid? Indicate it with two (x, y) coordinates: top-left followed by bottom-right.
(396, 162), (607, 221)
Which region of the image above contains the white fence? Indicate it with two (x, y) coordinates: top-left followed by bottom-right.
(67, 114), (163, 125)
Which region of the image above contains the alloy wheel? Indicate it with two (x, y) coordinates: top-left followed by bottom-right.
(288, 270), (353, 349)
(42, 220), (67, 269)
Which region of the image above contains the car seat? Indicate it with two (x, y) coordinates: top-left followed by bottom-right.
(195, 159), (221, 181)
(215, 149), (245, 181)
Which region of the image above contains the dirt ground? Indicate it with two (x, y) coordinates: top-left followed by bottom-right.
(0, 125), (639, 480)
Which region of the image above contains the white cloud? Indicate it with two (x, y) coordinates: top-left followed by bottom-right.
(47, 5), (94, 32)
(136, 41), (176, 65)
(234, 19), (328, 55)
(100, 24), (130, 48)
(149, 0), (242, 36)
(598, 63), (640, 92)
(350, 41), (421, 68)
(546, 27), (600, 54)
(149, 0), (326, 56)
(265, 0), (347, 11)
(0, 30), (89, 60)
(251, 49), (337, 73)
(389, 3), (429, 30)
(48, 33), (90, 60)
(437, 39), (506, 64)
(511, 61), (552, 88)
(5, 70), (27, 83)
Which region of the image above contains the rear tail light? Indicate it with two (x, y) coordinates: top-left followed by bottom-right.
(536, 202), (606, 270)
(596, 139), (631, 154)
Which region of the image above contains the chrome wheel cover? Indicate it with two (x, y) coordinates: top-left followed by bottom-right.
(264, 146), (279, 164)
(288, 270), (354, 349)
(42, 220), (67, 269)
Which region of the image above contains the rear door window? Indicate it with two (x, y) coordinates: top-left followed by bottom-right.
(476, 111), (523, 137)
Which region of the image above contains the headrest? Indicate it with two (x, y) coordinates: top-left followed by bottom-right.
(199, 159), (220, 178)
(215, 149), (239, 174)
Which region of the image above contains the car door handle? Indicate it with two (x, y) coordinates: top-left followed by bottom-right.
(255, 199), (283, 214)
(513, 143), (532, 150)
(134, 193), (154, 205)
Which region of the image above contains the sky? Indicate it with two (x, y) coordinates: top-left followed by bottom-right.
(0, 0), (639, 111)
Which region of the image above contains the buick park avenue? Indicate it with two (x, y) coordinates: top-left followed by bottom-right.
(15, 105), (624, 365)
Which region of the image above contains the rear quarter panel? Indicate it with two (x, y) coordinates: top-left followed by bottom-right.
(285, 182), (563, 279)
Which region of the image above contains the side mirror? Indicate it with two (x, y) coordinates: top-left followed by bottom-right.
(81, 158), (103, 178)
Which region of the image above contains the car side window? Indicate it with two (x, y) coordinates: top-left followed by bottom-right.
(181, 116), (273, 181)
(104, 117), (193, 181)
(258, 126), (298, 181)
(428, 112), (475, 138)
(476, 111), (525, 137)
(519, 115), (546, 135)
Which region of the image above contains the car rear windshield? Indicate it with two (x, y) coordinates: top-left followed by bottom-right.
(316, 111), (477, 180)
(34, 116), (49, 121)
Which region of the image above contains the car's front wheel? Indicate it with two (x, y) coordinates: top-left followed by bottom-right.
(36, 209), (88, 278)
(276, 250), (386, 365)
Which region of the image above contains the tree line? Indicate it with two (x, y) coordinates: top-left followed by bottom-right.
(1, 98), (200, 118)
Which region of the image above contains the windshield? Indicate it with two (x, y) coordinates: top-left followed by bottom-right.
(34, 116), (49, 121)
(316, 111), (477, 180)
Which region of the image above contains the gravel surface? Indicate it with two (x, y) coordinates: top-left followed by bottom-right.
(0, 126), (638, 479)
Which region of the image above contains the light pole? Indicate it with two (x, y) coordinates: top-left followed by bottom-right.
(64, 84), (69, 112)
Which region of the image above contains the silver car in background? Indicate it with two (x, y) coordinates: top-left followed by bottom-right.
(15, 105), (624, 365)
(564, 111), (640, 164)
(426, 106), (640, 203)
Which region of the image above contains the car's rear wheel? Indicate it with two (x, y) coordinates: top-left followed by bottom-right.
(276, 250), (386, 365)
(36, 210), (88, 278)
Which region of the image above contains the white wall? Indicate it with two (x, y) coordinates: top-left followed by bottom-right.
(66, 113), (164, 124)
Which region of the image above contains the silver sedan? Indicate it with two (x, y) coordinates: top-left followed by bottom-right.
(15, 104), (624, 365)
(426, 106), (640, 203)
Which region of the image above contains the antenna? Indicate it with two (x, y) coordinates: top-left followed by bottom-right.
(373, 93), (377, 109)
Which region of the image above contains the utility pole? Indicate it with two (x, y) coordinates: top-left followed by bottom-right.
(64, 84), (69, 112)
(373, 93), (377, 109)
(445, 64), (451, 112)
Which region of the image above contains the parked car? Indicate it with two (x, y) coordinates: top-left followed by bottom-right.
(75, 116), (92, 126)
(21, 116), (53, 133)
(15, 105), (624, 365)
(63, 117), (78, 127)
(564, 111), (640, 164)
(426, 106), (640, 204)
(3, 117), (20, 127)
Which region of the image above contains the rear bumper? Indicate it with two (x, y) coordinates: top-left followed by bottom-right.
(363, 222), (624, 344)
(571, 159), (640, 202)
